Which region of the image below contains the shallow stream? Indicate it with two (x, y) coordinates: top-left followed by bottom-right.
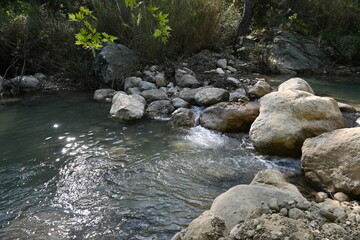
(0, 76), (359, 239)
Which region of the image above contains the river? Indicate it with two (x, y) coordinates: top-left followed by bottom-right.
(0, 76), (359, 239)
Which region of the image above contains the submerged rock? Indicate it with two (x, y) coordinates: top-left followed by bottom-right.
(301, 128), (360, 196)
(200, 102), (259, 133)
(110, 92), (145, 121)
(250, 79), (345, 157)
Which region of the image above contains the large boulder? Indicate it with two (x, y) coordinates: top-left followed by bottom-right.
(194, 87), (229, 106)
(174, 170), (305, 239)
(278, 77), (315, 94)
(110, 92), (145, 121)
(249, 80), (345, 157)
(93, 44), (139, 88)
(175, 68), (200, 88)
(200, 102), (259, 133)
(267, 31), (327, 74)
(301, 128), (360, 196)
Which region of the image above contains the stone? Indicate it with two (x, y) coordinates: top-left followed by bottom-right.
(143, 70), (156, 83)
(168, 86), (179, 96)
(175, 68), (200, 88)
(296, 201), (312, 211)
(278, 78), (315, 94)
(227, 66), (237, 73)
(217, 59), (227, 69)
(279, 208), (288, 217)
(127, 87), (141, 95)
(267, 31), (327, 74)
(250, 79), (345, 157)
(124, 77), (142, 91)
(229, 90), (249, 103)
(315, 192), (328, 203)
(338, 102), (358, 113)
(172, 97), (189, 109)
(93, 44), (139, 88)
(11, 76), (42, 91)
(170, 108), (196, 127)
(248, 80), (271, 98)
(302, 128), (360, 196)
(226, 77), (241, 87)
(146, 100), (175, 119)
(110, 92), (145, 121)
(200, 102), (259, 133)
(178, 87), (206, 104)
(288, 208), (305, 220)
(155, 73), (167, 87)
(33, 73), (46, 81)
(138, 81), (157, 91)
(140, 89), (168, 103)
(93, 89), (117, 103)
(334, 192), (350, 202)
(216, 68), (225, 75)
(194, 87), (230, 106)
(269, 198), (280, 212)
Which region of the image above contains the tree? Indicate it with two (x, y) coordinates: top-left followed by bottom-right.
(233, 0), (255, 51)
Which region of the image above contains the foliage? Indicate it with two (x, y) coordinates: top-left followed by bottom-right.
(339, 35), (360, 61)
(69, 6), (118, 57)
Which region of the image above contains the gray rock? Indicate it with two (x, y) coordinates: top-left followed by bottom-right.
(138, 81), (157, 91)
(168, 86), (179, 96)
(315, 192), (328, 203)
(143, 70), (156, 83)
(170, 108), (196, 127)
(302, 128), (360, 196)
(278, 78), (315, 94)
(229, 89), (249, 103)
(140, 89), (168, 102)
(296, 201), (312, 211)
(194, 87), (229, 105)
(146, 100), (175, 119)
(178, 87), (206, 103)
(288, 208), (305, 220)
(267, 31), (327, 74)
(124, 77), (142, 91)
(110, 92), (145, 121)
(227, 66), (237, 73)
(216, 68), (225, 75)
(33, 73), (47, 81)
(269, 198), (280, 212)
(155, 73), (167, 87)
(226, 77), (241, 87)
(175, 68), (200, 88)
(217, 59), (227, 69)
(279, 208), (288, 216)
(93, 44), (139, 88)
(11, 76), (42, 91)
(127, 87), (141, 95)
(200, 102), (259, 133)
(93, 89), (117, 102)
(0, 75), (4, 93)
(172, 97), (189, 109)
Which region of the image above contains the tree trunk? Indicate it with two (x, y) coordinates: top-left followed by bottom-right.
(233, 0), (255, 51)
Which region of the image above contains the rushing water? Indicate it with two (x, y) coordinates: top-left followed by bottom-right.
(0, 75), (359, 239)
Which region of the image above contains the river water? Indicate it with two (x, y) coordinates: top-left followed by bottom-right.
(0, 76), (359, 239)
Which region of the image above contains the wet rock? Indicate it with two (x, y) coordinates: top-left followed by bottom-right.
(170, 108), (196, 128)
(172, 97), (189, 109)
(194, 87), (229, 106)
(140, 89), (168, 103)
(93, 44), (139, 88)
(200, 102), (259, 133)
(146, 100), (175, 119)
(93, 89), (117, 102)
(248, 80), (271, 98)
(250, 79), (345, 157)
(302, 128), (360, 196)
(110, 92), (145, 121)
(175, 68), (200, 88)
